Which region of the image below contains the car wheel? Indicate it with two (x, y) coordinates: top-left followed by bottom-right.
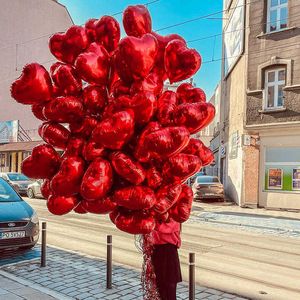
(27, 188), (35, 199)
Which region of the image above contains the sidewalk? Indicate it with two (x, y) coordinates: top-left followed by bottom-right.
(189, 201), (300, 238)
(0, 246), (247, 300)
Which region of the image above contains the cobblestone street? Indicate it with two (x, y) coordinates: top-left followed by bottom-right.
(0, 246), (246, 300)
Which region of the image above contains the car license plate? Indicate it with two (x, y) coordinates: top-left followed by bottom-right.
(0, 231), (26, 239)
(205, 193), (215, 196)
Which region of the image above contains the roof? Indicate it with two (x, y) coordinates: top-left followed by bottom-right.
(0, 141), (42, 152)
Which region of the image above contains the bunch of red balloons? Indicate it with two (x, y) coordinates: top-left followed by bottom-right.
(11, 5), (215, 235)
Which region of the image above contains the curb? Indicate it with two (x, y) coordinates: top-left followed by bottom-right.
(0, 269), (73, 300)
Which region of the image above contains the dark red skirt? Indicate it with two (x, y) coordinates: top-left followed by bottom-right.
(152, 243), (182, 285)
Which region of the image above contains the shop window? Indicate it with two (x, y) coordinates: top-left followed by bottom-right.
(264, 68), (286, 109)
(265, 147), (300, 192)
(267, 0), (288, 33)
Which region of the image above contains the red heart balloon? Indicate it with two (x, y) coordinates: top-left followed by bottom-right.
(123, 5), (152, 37)
(43, 96), (84, 123)
(41, 179), (52, 199)
(173, 102), (215, 134)
(113, 186), (156, 210)
(154, 183), (182, 214)
(165, 39), (201, 83)
(170, 184), (193, 223)
(51, 156), (85, 196)
(21, 144), (60, 179)
(91, 110), (135, 150)
(83, 85), (107, 117)
(162, 153), (202, 183)
(80, 158), (113, 201)
(74, 202), (88, 214)
(157, 91), (177, 126)
(50, 62), (82, 96)
(114, 210), (156, 234)
(182, 138), (214, 166)
(11, 63), (52, 104)
(136, 126), (190, 162)
(176, 83), (206, 104)
(62, 136), (85, 158)
(47, 195), (79, 215)
(116, 34), (158, 83)
(69, 116), (98, 138)
(111, 151), (145, 185)
(32, 103), (48, 121)
(130, 71), (164, 97)
(82, 140), (106, 161)
(151, 32), (185, 73)
(86, 16), (120, 54)
(113, 92), (156, 125)
(39, 122), (70, 150)
(146, 166), (163, 190)
(109, 79), (131, 98)
(75, 43), (110, 85)
(82, 197), (116, 214)
(49, 25), (89, 64)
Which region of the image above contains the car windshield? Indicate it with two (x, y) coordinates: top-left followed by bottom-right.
(197, 176), (220, 183)
(7, 173), (29, 181)
(0, 179), (22, 202)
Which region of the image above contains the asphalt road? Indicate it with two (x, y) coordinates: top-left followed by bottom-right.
(25, 197), (300, 300)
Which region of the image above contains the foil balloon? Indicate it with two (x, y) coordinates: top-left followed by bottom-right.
(21, 144), (60, 179)
(176, 82), (206, 104)
(86, 16), (120, 53)
(173, 102), (215, 134)
(11, 63), (52, 104)
(157, 91), (177, 126)
(116, 33), (158, 82)
(43, 96), (84, 123)
(82, 141), (106, 161)
(83, 85), (107, 117)
(91, 110), (135, 150)
(32, 103), (48, 121)
(80, 158), (113, 201)
(63, 136), (85, 158)
(38, 122), (70, 150)
(123, 5), (152, 37)
(50, 62), (82, 96)
(111, 151), (145, 185)
(113, 186), (156, 210)
(74, 202), (88, 214)
(47, 195), (79, 215)
(51, 156), (85, 197)
(41, 179), (51, 199)
(49, 25), (89, 64)
(146, 166), (163, 190)
(69, 116), (98, 138)
(82, 197), (116, 214)
(75, 43), (110, 85)
(170, 184), (193, 223)
(165, 39), (201, 83)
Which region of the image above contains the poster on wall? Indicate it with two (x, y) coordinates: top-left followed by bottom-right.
(223, 0), (245, 76)
(268, 168), (283, 189)
(0, 121), (19, 144)
(293, 169), (300, 190)
(229, 131), (240, 160)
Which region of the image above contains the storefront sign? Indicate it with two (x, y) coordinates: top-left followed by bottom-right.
(0, 121), (19, 144)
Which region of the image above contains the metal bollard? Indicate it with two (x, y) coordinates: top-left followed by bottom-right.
(189, 253), (195, 300)
(106, 235), (112, 289)
(40, 222), (47, 267)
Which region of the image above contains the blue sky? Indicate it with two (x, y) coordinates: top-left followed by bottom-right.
(59, 0), (223, 99)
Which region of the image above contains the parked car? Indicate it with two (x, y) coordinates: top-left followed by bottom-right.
(192, 176), (224, 201)
(0, 178), (39, 251)
(27, 180), (43, 199)
(0, 172), (34, 196)
(189, 171), (206, 186)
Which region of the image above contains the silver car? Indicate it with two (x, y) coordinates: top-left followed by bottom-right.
(27, 180), (43, 199)
(192, 176), (224, 201)
(0, 178), (39, 250)
(0, 172), (34, 196)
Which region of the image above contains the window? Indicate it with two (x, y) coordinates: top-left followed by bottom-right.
(292, 169), (300, 190)
(267, 0), (288, 33)
(264, 68), (285, 109)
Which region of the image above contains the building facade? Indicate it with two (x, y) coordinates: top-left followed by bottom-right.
(220, 0), (300, 209)
(0, 0), (73, 172)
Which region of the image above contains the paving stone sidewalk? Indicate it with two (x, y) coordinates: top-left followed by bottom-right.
(0, 246), (247, 300)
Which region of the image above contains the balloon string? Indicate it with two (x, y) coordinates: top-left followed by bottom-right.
(141, 234), (160, 300)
